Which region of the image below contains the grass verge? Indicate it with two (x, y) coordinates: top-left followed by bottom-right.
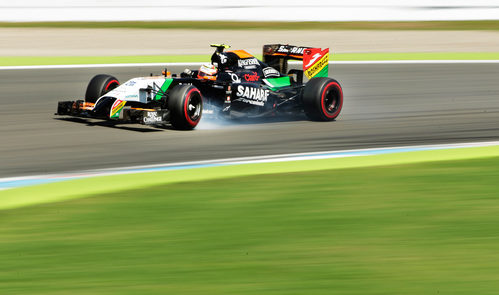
(1, 154), (499, 294)
(2, 20), (499, 30)
(2, 145), (499, 211)
(2, 52), (499, 66)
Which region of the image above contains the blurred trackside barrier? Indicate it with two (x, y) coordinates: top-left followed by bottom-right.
(1, 0), (499, 22)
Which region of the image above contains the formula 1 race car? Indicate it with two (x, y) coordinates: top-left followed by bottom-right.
(56, 44), (343, 130)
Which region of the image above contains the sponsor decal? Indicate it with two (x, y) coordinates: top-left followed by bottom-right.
(303, 48), (329, 79)
(276, 45), (307, 55)
(219, 53), (228, 64)
(125, 81), (136, 86)
(230, 73), (241, 83)
(143, 111), (163, 124)
(263, 67), (280, 78)
(244, 71), (260, 82)
(237, 58), (259, 68)
(236, 85), (269, 106)
(125, 94), (138, 99)
(110, 99), (126, 118)
(305, 53), (322, 68)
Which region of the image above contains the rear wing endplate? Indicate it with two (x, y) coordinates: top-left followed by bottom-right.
(262, 44), (329, 79)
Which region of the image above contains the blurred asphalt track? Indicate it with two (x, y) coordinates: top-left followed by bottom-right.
(1, 63), (499, 178)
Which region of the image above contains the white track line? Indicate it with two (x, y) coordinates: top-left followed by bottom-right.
(333, 60), (499, 64)
(1, 140), (499, 191)
(1, 60), (499, 70)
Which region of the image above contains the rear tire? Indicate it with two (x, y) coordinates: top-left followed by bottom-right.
(168, 85), (203, 130)
(302, 77), (343, 121)
(85, 74), (120, 103)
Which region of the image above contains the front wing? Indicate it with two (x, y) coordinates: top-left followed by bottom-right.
(56, 100), (171, 126)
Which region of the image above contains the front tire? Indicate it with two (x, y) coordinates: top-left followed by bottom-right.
(168, 85), (203, 130)
(302, 77), (343, 121)
(85, 74), (120, 103)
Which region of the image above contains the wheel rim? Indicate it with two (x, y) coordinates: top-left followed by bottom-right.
(322, 83), (341, 117)
(187, 92), (202, 122)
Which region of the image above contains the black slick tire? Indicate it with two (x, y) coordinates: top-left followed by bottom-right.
(85, 74), (120, 103)
(168, 84), (203, 130)
(302, 77), (343, 121)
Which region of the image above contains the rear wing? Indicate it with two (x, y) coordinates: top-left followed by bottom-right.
(262, 44), (329, 79)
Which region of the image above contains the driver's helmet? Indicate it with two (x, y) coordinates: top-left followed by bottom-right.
(212, 52), (237, 70)
(197, 64), (217, 81)
(211, 52), (227, 68)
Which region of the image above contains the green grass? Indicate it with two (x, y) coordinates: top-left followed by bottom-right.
(3, 20), (499, 30)
(3, 145), (499, 211)
(1, 156), (499, 294)
(2, 52), (499, 66)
